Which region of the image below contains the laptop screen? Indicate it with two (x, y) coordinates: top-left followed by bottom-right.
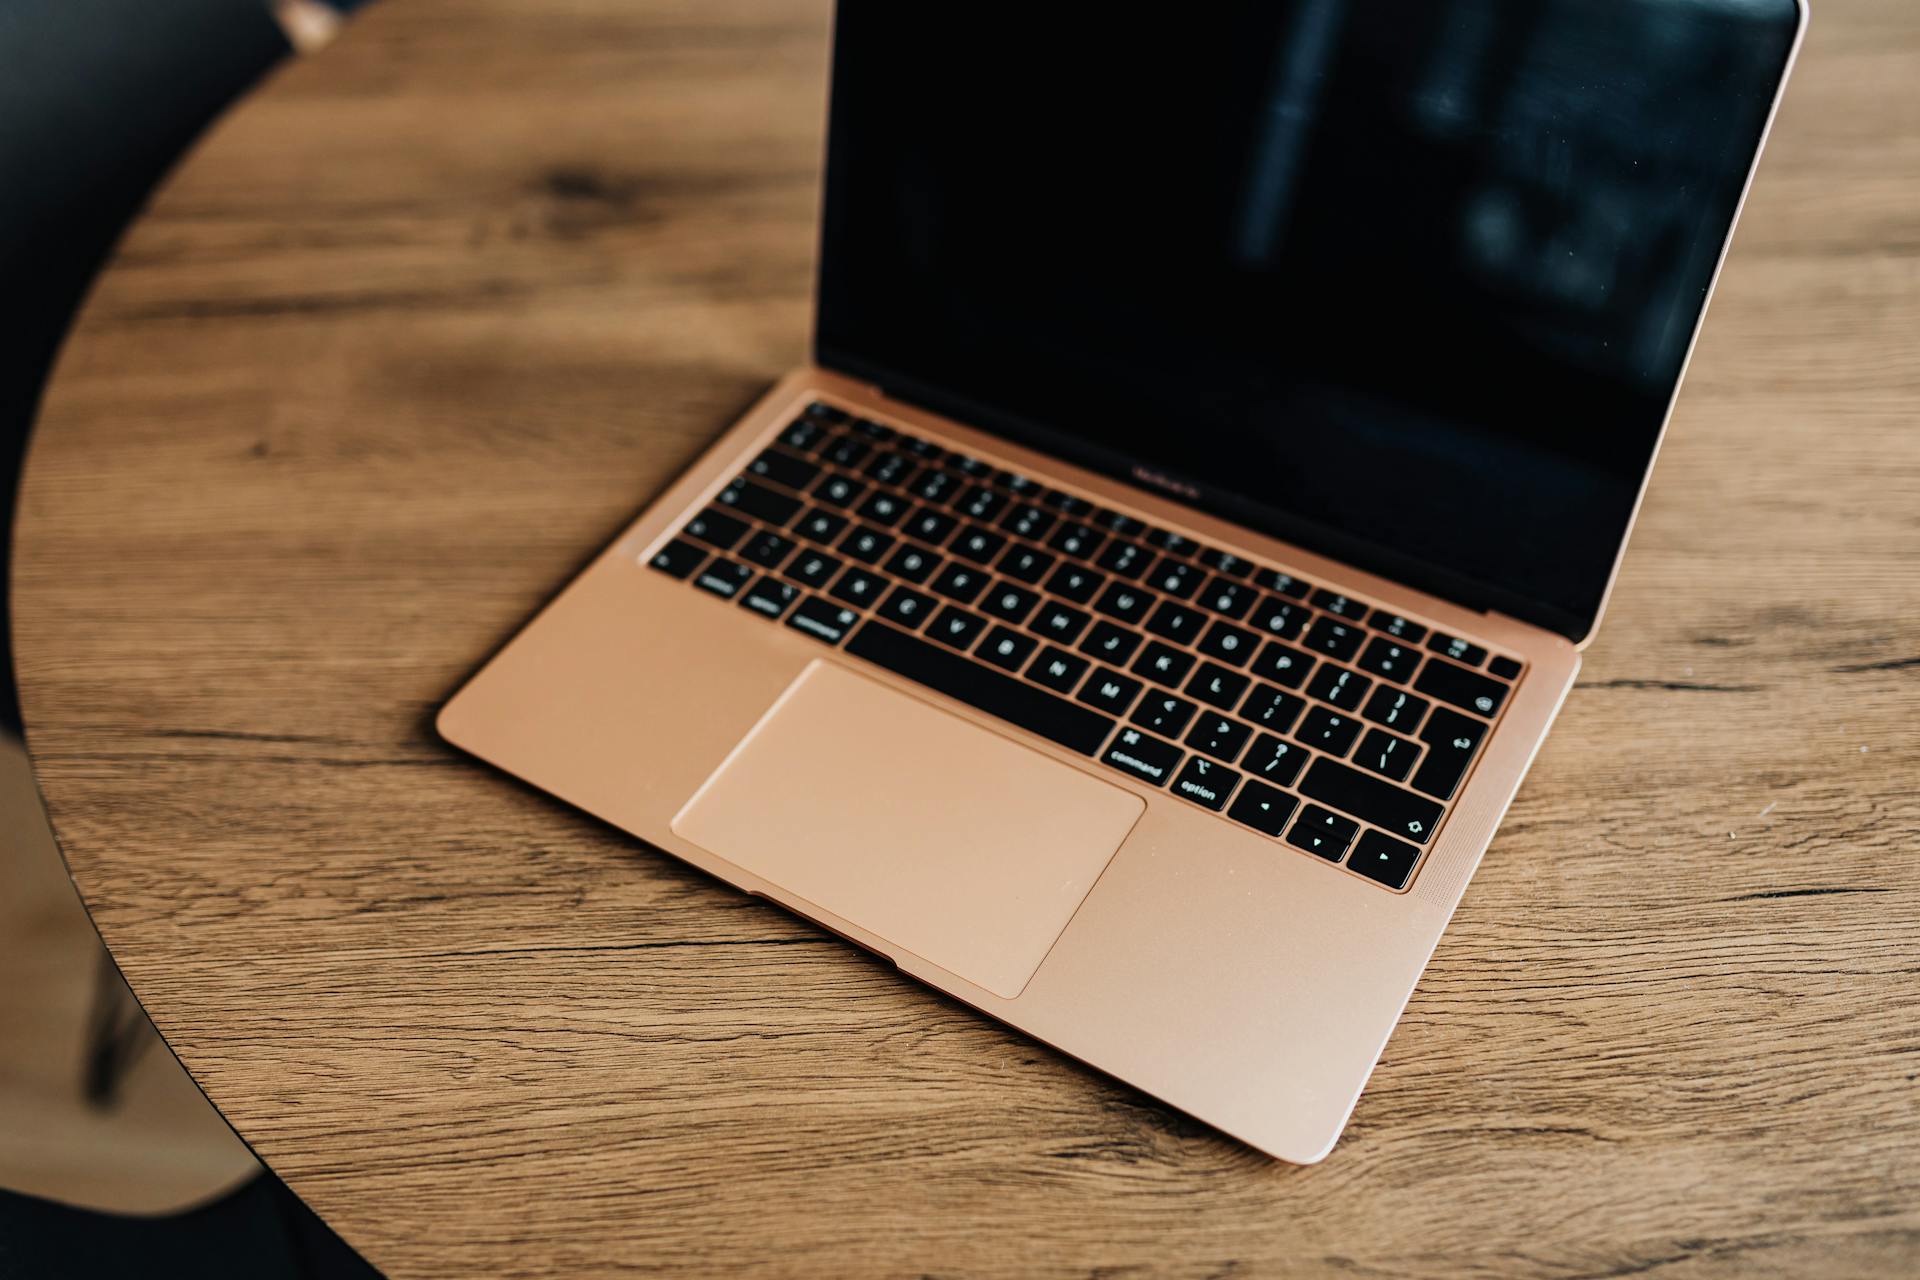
(815, 0), (1801, 641)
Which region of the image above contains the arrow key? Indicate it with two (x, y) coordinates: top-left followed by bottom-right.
(1227, 780), (1298, 838)
(1286, 805), (1358, 861)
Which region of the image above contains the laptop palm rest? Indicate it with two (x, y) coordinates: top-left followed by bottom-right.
(671, 660), (1145, 1000)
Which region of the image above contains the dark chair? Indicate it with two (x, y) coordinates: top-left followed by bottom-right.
(0, 0), (382, 1274)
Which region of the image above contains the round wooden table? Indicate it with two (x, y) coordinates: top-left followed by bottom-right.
(16, 1), (1920, 1274)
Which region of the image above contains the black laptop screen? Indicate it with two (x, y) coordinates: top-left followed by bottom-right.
(815, 0), (1800, 640)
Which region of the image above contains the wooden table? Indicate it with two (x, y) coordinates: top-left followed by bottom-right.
(15, 0), (1920, 1274)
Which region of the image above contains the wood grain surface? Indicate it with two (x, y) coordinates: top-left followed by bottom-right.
(13, 0), (1920, 1275)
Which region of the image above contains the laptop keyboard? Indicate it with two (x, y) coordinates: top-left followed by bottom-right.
(646, 401), (1526, 892)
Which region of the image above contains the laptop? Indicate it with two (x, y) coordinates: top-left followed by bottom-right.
(440, 0), (1804, 1162)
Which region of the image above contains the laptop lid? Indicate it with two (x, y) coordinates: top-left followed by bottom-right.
(814, 0), (1803, 643)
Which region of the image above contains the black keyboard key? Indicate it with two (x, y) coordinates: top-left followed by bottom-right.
(928, 605), (988, 650)
(839, 525), (895, 564)
(1094, 582), (1154, 624)
(1102, 725), (1183, 786)
(952, 525), (1007, 565)
(899, 434), (942, 459)
(683, 507), (749, 551)
(852, 417), (894, 441)
(981, 581), (1040, 625)
(1363, 687), (1429, 733)
(1000, 504), (1055, 541)
(1173, 757), (1239, 811)
(812, 473), (865, 509)
(1145, 601), (1205, 645)
(899, 510), (957, 549)
(998, 471), (1041, 497)
(802, 401), (848, 426)
(692, 557), (753, 599)
(883, 544), (940, 583)
(717, 478), (802, 526)
(829, 567), (887, 608)
(1300, 758), (1444, 844)
(1427, 632), (1489, 667)
(1132, 641), (1195, 686)
(787, 549), (843, 588)
(1307, 664), (1372, 710)
(1078, 667), (1143, 715)
(877, 585), (937, 630)
(864, 452), (914, 488)
(1244, 733), (1308, 786)
(1356, 728), (1417, 782)
(1131, 691), (1197, 737)
(1198, 621), (1260, 666)
(1489, 655), (1523, 681)
(1198, 577), (1256, 620)
(740, 575), (799, 619)
(1349, 831), (1421, 889)
(1287, 806), (1357, 860)
(854, 491), (911, 527)
(1048, 522), (1105, 560)
(778, 418), (827, 451)
(1227, 780), (1298, 837)
(1045, 563), (1105, 604)
(791, 507), (849, 546)
(910, 468), (961, 504)
(1311, 589), (1367, 620)
(847, 622), (1116, 756)
(740, 530), (797, 569)
(1145, 528), (1197, 557)
(1095, 508), (1146, 536)
(1095, 539), (1152, 579)
(979, 626), (1038, 672)
(1248, 597), (1308, 640)
(997, 544), (1055, 583)
(1412, 707), (1488, 801)
(1254, 567), (1310, 598)
(929, 562), (989, 604)
(824, 435), (871, 469)
(1250, 640), (1314, 688)
(1369, 610), (1428, 644)
(647, 538), (705, 579)
(1032, 601), (1091, 644)
(1185, 713), (1250, 764)
(1357, 638), (1420, 683)
(1304, 616), (1364, 661)
(949, 453), (992, 478)
(1198, 547), (1253, 578)
(747, 448), (820, 492)
(1146, 558), (1202, 599)
(1187, 662), (1250, 711)
(1242, 684), (1306, 734)
(955, 486), (1006, 522)
(786, 595), (860, 644)
(1296, 706), (1360, 755)
(1080, 620), (1142, 665)
(1030, 646), (1090, 693)
(1415, 657), (1508, 717)
(1044, 490), (1093, 516)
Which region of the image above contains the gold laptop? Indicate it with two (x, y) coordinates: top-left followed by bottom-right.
(440, 0), (1804, 1162)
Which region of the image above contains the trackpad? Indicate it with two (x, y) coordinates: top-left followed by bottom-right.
(671, 660), (1145, 1000)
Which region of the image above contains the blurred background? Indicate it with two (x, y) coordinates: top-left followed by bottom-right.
(0, 2), (379, 1272)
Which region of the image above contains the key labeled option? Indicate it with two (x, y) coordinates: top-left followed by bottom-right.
(1173, 757), (1240, 811)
